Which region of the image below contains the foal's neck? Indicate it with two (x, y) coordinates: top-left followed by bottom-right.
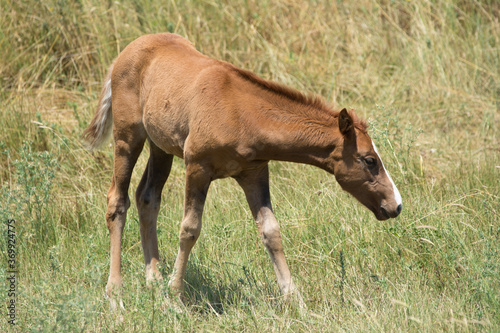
(228, 64), (342, 173)
(249, 91), (340, 173)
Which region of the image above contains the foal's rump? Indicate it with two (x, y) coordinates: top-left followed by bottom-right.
(83, 33), (213, 155)
(85, 33), (272, 165)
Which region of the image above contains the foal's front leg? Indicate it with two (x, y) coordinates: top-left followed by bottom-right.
(168, 163), (211, 296)
(236, 165), (303, 304)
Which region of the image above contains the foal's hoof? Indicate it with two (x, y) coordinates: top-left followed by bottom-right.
(283, 289), (307, 314)
(162, 291), (185, 314)
(108, 297), (125, 323)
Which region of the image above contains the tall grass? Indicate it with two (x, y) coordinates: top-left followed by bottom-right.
(1, 0), (499, 331)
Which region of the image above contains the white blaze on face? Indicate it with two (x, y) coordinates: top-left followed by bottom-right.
(371, 141), (403, 206)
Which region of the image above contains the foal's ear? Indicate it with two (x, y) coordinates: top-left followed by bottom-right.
(339, 108), (354, 136)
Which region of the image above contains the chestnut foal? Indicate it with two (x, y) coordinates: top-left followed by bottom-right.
(84, 33), (402, 311)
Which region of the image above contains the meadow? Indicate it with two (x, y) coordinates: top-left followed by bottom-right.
(0, 0), (498, 331)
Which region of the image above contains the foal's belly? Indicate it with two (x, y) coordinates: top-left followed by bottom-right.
(143, 104), (187, 159)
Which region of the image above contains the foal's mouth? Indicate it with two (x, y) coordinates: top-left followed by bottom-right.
(373, 204), (402, 220)
(378, 207), (391, 221)
(367, 204), (391, 221)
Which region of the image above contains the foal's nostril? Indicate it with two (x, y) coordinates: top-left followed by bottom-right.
(396, 204), (403, 215)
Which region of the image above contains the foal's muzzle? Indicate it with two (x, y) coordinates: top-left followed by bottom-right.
(377, 203), (403, 220)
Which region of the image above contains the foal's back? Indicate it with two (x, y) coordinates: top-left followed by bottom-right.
(113, 33), (240, 160)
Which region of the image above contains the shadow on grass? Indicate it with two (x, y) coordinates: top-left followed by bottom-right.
(175, 258), (281, 315)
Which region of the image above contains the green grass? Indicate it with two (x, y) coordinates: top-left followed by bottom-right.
(1, 0), (499, 331)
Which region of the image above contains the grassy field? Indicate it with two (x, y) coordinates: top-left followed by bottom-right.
(1, 0), (499, 331)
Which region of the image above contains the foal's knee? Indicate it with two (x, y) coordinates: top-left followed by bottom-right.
(135, 186), (157, 209)
(135, 186), (149, 207)
(135, 187), (161, 229)
(261, 224), (283, 253)
(179, 219), (201, 245)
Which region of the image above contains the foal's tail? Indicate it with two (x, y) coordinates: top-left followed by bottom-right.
(83, 62), (115, 150)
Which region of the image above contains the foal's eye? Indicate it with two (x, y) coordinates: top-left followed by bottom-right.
(364, 157), (376, 167)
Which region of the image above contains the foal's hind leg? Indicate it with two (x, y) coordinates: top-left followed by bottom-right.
(135, 141), (173, 286)
(106, 114), (146, 311)
(235, 165), (304, 306)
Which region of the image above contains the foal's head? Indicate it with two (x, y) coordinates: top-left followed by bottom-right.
(332, 109), (402, 220)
